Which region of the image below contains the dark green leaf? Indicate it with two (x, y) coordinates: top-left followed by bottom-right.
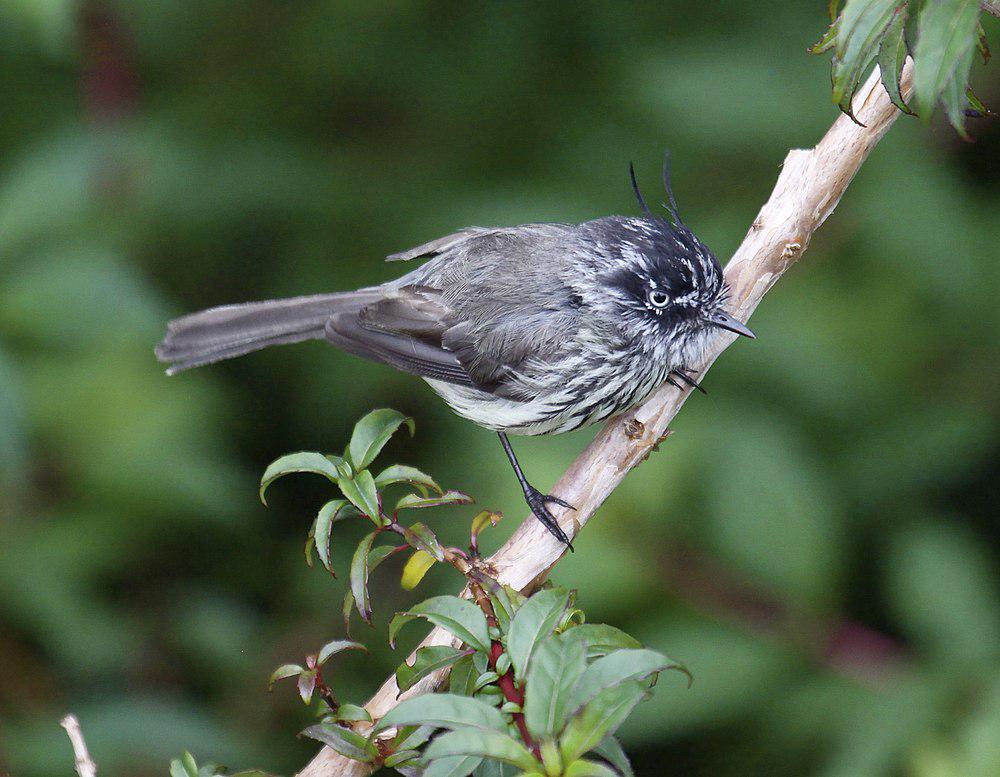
(488, 585), (525, 634)
(977, 22), (991, 63)
(268, 663), (304, 689)
(506, 588), (570, 680)
(830, 0), (844, 21)
(809, 17), (840, 55)
(567, 649), (689, 718)
(449, 654), (478, 696)
(424, 755), (485, 777)
(334, 704), (372, 723)
(339, 469), (381, 523)
(396, 645), (474, 694)
(559, 682), (648, 764)
(374, 692), (507, 734)
(347, 409), (414, 470)
(913, 0), (980, 122)
(402, 521), (445, 560)
(314, 499), (360, 573)
(878, 7), (915, 114)
(259, 452), (345, 505)
(423, 730), (539, 771)
(393, 724), (434, 751)
(589, 737), (633, 777)
(966, 86), (990, 115)
(560, 624), (642, 658)
(343, 544), (401, 632)
(523, 634), (587, 739)
(374, 463), (442, 495)
(301, 722), (378, 763)
(941, 44), (976, 137)
(832, 0), (899, 120)
(350, 531), (378, 625)
(317, 639), (367, 665)
(396, 490), (473, 510)
(472, 761), (521, 776)
(388, 595), (491, 652)
(383, 749), (421, 768)
(563, 759), (621, 777)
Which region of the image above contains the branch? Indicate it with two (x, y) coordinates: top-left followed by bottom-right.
(60, 714), (98, 777)
(982, 2), (1000, 20)
(297, 62), (914, 777)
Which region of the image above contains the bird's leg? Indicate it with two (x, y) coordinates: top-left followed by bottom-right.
(497, 432), (575, 551)
(670, 367), (706, 394)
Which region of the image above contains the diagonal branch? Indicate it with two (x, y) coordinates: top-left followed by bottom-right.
(297, 61), (914, 777)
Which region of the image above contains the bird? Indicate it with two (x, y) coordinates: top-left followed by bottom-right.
(156, 160), (755, 550)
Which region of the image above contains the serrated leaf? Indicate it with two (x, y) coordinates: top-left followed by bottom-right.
(401, 550), (437, 590)
(402, 521), (445, 560)
(878, 7), (915, 114)
(339, 469), (381, 523)
(913, 0), (980, 123)
(396, 490), (473, 511)
(374, 692), (507, 734)
(506, 588), (570, 680)
(301, 722), (378, 763)
(423, 730), (539, 771)
(388, 595), (491, 652)
(334, 703), (372, 723)
(259, 452), (345, 505)
(268, 663), (304, 689)
(350, 531), (378, 625)
(347, 409), (414, 470)
(396, 645), (473, 694)
(523, 634), (587, 739)
(317, 639), (367, 665)
(559, 682), (648, 764)
(297, 669), (317, 703)
(374, 464), (442, 495)
(314, 499), (360, 573)
(566, 649), (689, 719)
(589, 737), (633, 777)
(563, 759), (621, 777)
(449, 654), (478, 696)
(560, 624), (642, 658)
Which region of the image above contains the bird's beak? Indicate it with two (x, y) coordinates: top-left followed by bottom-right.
(708, 309), (756, 339)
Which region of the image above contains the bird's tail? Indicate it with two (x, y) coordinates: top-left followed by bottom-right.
(155, 291), (373, 375)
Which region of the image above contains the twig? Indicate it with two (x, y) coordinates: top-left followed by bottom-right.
(982, 2), (1000, 20)
(297, 61), (915, 777)
(60, 715), (98, 777)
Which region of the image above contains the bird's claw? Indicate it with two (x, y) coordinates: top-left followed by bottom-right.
(524, 486), (575, 551)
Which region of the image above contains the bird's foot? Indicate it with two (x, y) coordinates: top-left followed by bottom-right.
(670, 367), (706, 394)
(523, 486), (575, 551)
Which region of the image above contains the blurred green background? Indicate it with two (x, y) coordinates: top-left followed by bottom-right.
(1, 2), (998, 775)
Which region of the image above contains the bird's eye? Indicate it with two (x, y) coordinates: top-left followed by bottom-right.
(647, 289), (670, 308)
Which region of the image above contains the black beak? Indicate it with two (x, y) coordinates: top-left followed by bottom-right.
(709, 309), (756, 339)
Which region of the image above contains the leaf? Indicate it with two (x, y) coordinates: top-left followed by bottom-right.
(343, 544), (401, 632)
(170, 752), (199, 777)
(388, 595), (491, 653)
(402, 521), (445, 560)
(589, 737), (633, 777)
(470, 510), (502, 553)
(522, 634), (587, 740)
(259, 451), (345, 505)
(563, 760), (622, 777)
(297, 669), (317, 703)
(301, 722), (378, 763)
(472, 761), (521, 777)
(559, 682), (648, 764)
(488, 586), (525, 633)
(832, 0), (900, 120)
(941, 44), (976, 137)
(566, 649), (689, 718)
(878, 6), (915, 115)
(913, 0), (981, 123)
(383, 750), (421, 768)
(334, 704), (372, 723)
(449, 654), (478, 696)
(374, 692), (508, 734)
(396, 645), (474, 694)
(401, 550), (438, 590)
(350, 531), (378, 625)
(424, 755), (485, 777)
(393, 724), (435, 751)
(347, 409), (414, 470)
(314, 500), (360, 573)
(339, 469), (381, 523)
(560, 624), (642, 658)
(317, 639), (367, 665)
(506, 588), (570, 680)
(396, 490), (473, 511)
(374, 463), (442, 495)
(423, 730), (539, 771)
(268, 663), (304, 689)
(809, 16), (840, 54)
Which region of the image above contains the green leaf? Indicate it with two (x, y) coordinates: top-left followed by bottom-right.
(423, 730), (539, 771)
(559, 682), (648, 764)
(301, 722), (378, 763)
(383, 750), (422, 768)
(523, 634), (587, 739)
(374, 463), (442, 495)
(374, 692), (508, 734)
(402, 521), (446, 560)
(506, 588), (570, 680)
(339, 469), (381, 523)
(393, 724), (434, 751)
(343, 544), (401, 632)
(259, 452), (345, 505)
(314, 500), (360, 573)
(449, 654), (479, 696)
(563, 759), (621, 777)
(567, 649), (689, 718)
(268, 663), (304, 689)
(395, 490), (473, 510)
(941, 44), (976, 137)
(560, 624), (642, 658)
(388, 595), (491, 652)
(347, 409), (414, 470)
(878, 6), (915, 115)
(350, 531), (378, 625)
(401, 550), (438, 590)
(334, 703), (372, 723)
(169, 752), (199, 777)
(976, 22), (991, 63)
(488, 586), (525, 633)
(913, 0), (981, 122)
(832, 0), (900, 120)
(809, 16), (840, 55)
(297, 669), (317, 703)
(317, 639), (367, 665)
(424, 755), (485, 777)
(396, 645), (474, 694)
(589, 737), (633, 777)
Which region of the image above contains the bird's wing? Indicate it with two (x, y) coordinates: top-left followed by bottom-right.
(385, 228), (487, 262)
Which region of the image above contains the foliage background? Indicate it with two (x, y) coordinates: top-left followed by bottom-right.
(1, 2), (998, 775)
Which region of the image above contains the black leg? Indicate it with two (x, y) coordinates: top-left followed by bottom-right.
(497, 432), (575, 550)
(670, 367), (707, 394)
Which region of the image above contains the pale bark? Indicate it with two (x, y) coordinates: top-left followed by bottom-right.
(298, 62), (914, 777)
(60, 714), (98, 777)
